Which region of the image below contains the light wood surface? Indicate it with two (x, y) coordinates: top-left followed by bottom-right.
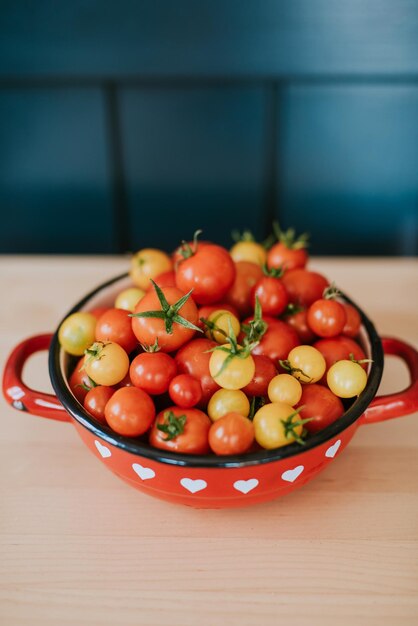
(0, 256), (417, 626)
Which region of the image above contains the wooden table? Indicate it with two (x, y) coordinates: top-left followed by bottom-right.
(1, 256), (417, 626)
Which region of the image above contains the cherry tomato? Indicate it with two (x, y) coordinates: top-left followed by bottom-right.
(176, 244), (236, 305)
(207, 389), (250, 421)
(131, 286), (200, 353)
(130, 352), (177, 395)
(83, 386), (115, 424)
(105, 387), (155, 437)
(149, 406), (211, 454)
(147, 271), (177, 290)
(168, 374), (202, 408)
(58, 312), (97, 356)
(230, 241), (267, 266)
(130, 248), (173, 290)
(88, 307), (111, 320)
(175, 338), (220, 404)
(252, 276), (289, 316)
(250, 318), (300, 362)
(267, 242), (308, 271)
(114, 288), (145, 312)
(204, 309), (241, 344)
(285, 345), (326, 383)
(284, 308), (316, 343)
(209, 346), (255, 390)
(342, 304), (361, 338)
(84, 341), (130, 386)
(242, 355), (278, 397)
(313, 337), (368, 377)
(209, 412), (254, 455)
(296, 384), (344, 434)
(198, 303), (239, 329)
(307, 299), (347, 338)
(172, 240), (212, 265)
(268, 374), (302, 405)
(253, 402), (304, 449)
(69, 356), (96, 403)
(327, 360), (368, 398)
(224, 261), (264, 317)
(282, 269), (329, 307)
(95, 308), (138, 354)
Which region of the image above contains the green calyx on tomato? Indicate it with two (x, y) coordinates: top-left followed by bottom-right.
(177, 229), (203, 260)
(157, 410), (187, 441)
(241, 297), (268, 344)
(349, 352), (373, 366)
(140, 338), (161, 353)
(209, 319), (258, 379)
(82, 341), (109, 368)
(272, 221), (310, 251)
(200, 316), (227, 340)
(279, 359), (313, 383)
(231, 229), (257, 243)
(262, 262), (284, 279)
(130, 280), (202, 335)
(76, 376), (98, 392)
(281, 407), (312, 445)
(323, 283), (341, 300)
(281, 302), (304, 317)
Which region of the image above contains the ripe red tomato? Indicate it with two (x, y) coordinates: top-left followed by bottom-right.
(284, 308), (316, 343)
(83, 386), (115, 424)
(104, 387), (155, 437)
(342, 304), (362, 338)
(149, 406), (211, 454)
(314, 336), (368, 382)
(95, 308), (138, 354)
(131, 286), (200, 352)
(169, 374), (202, 408)
(242, 355), (278, 397)
(176, 244), (236, 305)
(224, 261), (264, 317)
(282, 269), (329, 307)
(296, 384), (344, 434)
(246, 317), (300, 362)
(147, 270), (177, 290)
(208, 412), (255, 455)
(175, 338), (220, 404)
(88, 307), (111, 320)
(307, 299), (347, 338)
(172, 240), (212, 265)
(267, 242), (308, 271)
(252, 276), (288, 316)
(130, 352), (177, 395)
(69, 356), (96, 403)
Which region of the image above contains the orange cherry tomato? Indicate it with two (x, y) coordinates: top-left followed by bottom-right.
(95, 308), (138, 354)
(83, 386), (115, 424)
(105, 387), (155, 437)
(209, 412), (254, 456)
(149, 406), (211, 454)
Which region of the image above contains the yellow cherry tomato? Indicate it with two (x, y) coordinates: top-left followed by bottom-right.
(286, 345), (326, 384)
(114, 287), (145, 312)
(205, 310), (241, 344)
(207, 389), (250, 421)
(327, 360), (368, 398)
(209, 346), (255, 390)
(268, 374), (302, 405)
(230, 241), (267, 266)
(84, 341), (129, 386)
(130, 248), (173, 290)
(253, 402), (303, 449)
(58, 312), (97, 356)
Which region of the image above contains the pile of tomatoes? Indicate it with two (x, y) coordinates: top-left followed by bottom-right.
(59, 226), (370, 457)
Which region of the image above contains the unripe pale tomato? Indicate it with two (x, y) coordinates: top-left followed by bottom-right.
(327, 360), (368, 398)
(209, 346), (255, 390)
(230, 241), (267, 266)
(84, 341), (130, 386)
(149, 406), (211, 455)
(130, 248), (173, 290)
(253, 402), (303, 449)
(105, 387), (155, 437)
(207, 389), (250, 421)
(209, 412), (255, 455)
(268, 374), (302, 405)
(204, 310), (241, 344)
(114, 287), (145, 312)
(285, 345), (326, 384)
(58, 312), (97, 356)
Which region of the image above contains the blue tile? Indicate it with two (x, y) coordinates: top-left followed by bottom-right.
(0, 88), (114, 253)
(119, 86), (266, 251)
(278, 85), (418, 255)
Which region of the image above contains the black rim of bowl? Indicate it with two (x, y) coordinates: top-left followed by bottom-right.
(49, 272), (384, 468)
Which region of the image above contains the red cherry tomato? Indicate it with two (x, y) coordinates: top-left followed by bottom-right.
(245, 317), (300, 362)
(69, 356), (95, 403)
(149, 406), (211, 454)
(267, 242), (308, 271)
(176, 244), (236, 305)
(169, 374), (202, 408)
(104, 387), (155, 437)
(130, 352), (177, 395)
(284, 308), (316, 343)
(83, 386), (115, 424)
(172, 240), (212, 265)
(147, 270), (177, 290)
(208, 412), (255, 456)
(296, 384), (344, 434)
(95, 308), (138, 354)
(282, 269), (329, 307)
(342, 304), (362, 338)
(242, 355), (278, 397)
(131, 286), (199, 352)
(252, 276), (289, 316)
(88, 307), (111, 320)
(307, 299), (347, 338)
(224, 261), (264, 318)
(314, 336), (368, 383)
(175, 338), (220, 404)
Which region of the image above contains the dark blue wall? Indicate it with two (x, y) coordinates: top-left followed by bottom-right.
(1, 1), (417, 254)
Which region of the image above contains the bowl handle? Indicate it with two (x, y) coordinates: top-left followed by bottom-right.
(2, 334), (71, 422)
(359, 337), (418, 425)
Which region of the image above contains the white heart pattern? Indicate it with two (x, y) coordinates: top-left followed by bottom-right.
(180, 478), (207, 493)
(94, 440), (112, 459)
(281, 465), (304, 483)
(7, 386), (25, 400)
(233, 478), (259, 494)
(132, 463), (156, 481)
(325, 439), (341, 458)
